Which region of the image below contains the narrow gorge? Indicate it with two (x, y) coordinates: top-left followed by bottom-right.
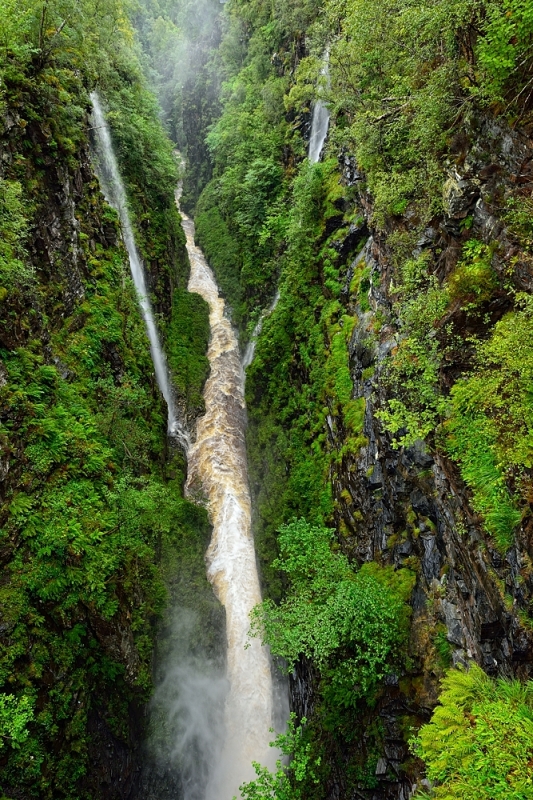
(91, 93), (281, 796)
(1, 1), (533, 800)
(181, 203), (277, 799)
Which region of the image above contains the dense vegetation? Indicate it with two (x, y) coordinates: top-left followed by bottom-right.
(412, 665), (533, 800)
(1, 0), (533, 796)
(148, 0), (533, 796)
(251, 520), (415, 704)
(133, 0), (223, 211)
(0, 1), (212, 797)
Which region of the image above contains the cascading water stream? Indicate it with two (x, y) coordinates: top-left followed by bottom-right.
(308, 53), (330, 164)
(242, 290), (280, 370)
(91, 95), (278, 795)
(308, 101), (330, 164)
(89, 93), (190, 451)
(178, 193), (277, 799)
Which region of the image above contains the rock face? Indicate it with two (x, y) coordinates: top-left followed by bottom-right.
(287, 116), (533, 798)
(0, 72), (202, 798)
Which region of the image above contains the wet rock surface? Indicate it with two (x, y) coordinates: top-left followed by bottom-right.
(287, 114), (533, 798)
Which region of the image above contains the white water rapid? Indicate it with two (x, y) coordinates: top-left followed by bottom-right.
(308, 54), (330, 164)
(91, 95), (278, 795)
(179, 197), (277, 800)
(89, 93), (189, 450)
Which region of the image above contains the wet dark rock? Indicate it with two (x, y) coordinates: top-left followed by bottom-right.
(341, 151), (363, 186)
(326, 214), (346, 235)
(333, 219), (368, 261)
(480, 619), (506, 642)
(442, 170), (481, 219)
(375, 757), (388, 777)
(307, 113), (533, 799)
(52, 356), (73, 381)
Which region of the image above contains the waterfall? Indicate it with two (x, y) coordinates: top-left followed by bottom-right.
(242, 290), (280, 370)
(178, 195), (278, 799)
(308, 54), (330, 164)
(90, 99), (280, 794)
(89, 92), (190, 451)
(308, 101), (330, 163)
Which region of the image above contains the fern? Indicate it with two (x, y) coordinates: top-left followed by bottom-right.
(412, 665), (533, 799)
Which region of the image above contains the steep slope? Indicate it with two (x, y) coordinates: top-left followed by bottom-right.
(148, 0), (533, 797)
(0, 3), (214, 797)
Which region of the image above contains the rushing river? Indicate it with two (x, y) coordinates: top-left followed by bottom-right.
(179, 201), (276, 799)
(91, 91), (277, 797)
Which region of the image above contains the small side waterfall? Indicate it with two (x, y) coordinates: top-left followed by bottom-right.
(179, 196), (278, 799)
(89, 93), (190, 451)
(308, 54), (330, 164)
(308, 101), (330, 163)
(91, 98), (281, 796)
(242, 290), (280, 370)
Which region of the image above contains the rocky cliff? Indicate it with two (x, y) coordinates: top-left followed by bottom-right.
(286, 114), (533, 798)
(0, 26), (213, 798)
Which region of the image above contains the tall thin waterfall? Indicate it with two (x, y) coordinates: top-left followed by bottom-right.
(242, 290), (280, 370)
(89, 93), (190, 450)
(308, 55), (330, 164)
(308, 101), (330, 163)
(179, 195), (277, 799)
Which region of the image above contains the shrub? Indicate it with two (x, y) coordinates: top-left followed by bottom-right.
(234, 714), (321, 800)
(411, 664), (533, 799)
(251, 519), (415, 705)
(447, 240), (498, 309)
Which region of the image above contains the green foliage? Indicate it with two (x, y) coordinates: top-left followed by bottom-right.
(234, 715), (321, 800)
(195, 186), (243, 312)
(251, 520), (415, 704)
(195, 75), (287, 322)
(504, 195), (533, 248)
(377, 271), (449, 448)
(0, 0), (134, 82)
(166, 288), (210, 413)
(0, 179), (32, 296)
(447, 240), (498, 308)
(443, 294), (533, 550)
(378, 241), (528, 549)
(433, 625), (453, 670)
(477, 0), (533, 107)
(0, 694), (35, 749)
(411, 665), (533, 799)
(0, 280), (205, 795)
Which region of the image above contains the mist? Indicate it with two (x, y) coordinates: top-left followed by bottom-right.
(134, 0), (223, 142)
(141, 609), (228, 800)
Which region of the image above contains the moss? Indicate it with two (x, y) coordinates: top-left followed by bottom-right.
(0, 18), (212, 798)
(433, 624), (453, 669)
(166, 288), (210, 415)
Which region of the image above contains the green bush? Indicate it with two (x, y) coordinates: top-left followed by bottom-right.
(234, 714), (321, 800)
(477, 0), (533, 106)
(0, 694), (35, 750)
(447, 240), (498, 308)
(444, 294), (533, 550)
(411, 664), (533, 799)
(251, 519), (415, 705)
